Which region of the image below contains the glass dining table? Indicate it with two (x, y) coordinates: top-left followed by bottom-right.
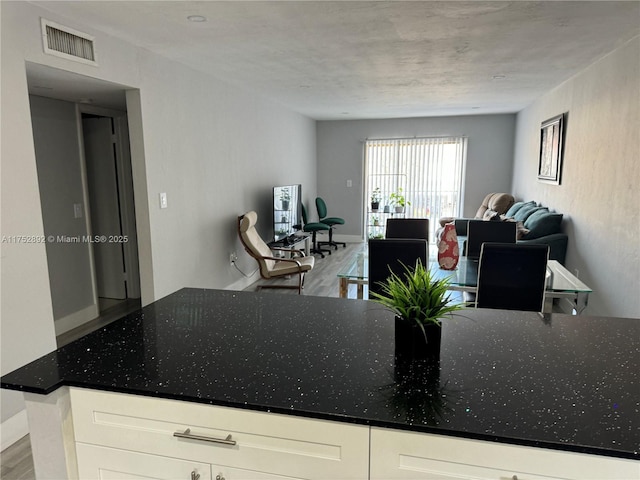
(337, 249), (592, 314)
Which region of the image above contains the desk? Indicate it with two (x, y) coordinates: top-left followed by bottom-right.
(269, 233), (311, 256)
(337, 251), (592, 314)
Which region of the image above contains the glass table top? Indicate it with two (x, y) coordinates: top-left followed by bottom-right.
(337, 249), (592, 294)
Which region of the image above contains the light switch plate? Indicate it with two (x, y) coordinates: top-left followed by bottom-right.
(73, 203), (83, 218)
(159, 192), (168, 209)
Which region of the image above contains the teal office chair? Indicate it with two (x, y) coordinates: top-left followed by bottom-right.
(302, 204), (332, 258)
(315, 197), (346, 249)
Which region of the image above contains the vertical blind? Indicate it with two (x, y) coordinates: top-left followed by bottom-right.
(364, 136), (467, 241)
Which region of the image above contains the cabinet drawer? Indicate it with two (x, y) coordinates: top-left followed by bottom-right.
(70, 388), (369, 479)
(370, 428), (639, 480)
(76, 443), (211, 480)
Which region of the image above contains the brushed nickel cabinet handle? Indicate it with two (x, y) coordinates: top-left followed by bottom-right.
(216, 475), (226, 480)
(173, 428), (237, 446)
(191, 471), (200, 480)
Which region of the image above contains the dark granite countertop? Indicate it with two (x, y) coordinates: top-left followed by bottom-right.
(2, 288), (638, 460)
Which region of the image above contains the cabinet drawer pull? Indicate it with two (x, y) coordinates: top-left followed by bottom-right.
(173, 428), (237, 446)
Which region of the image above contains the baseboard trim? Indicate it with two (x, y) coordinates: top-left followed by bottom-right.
(331, 234), (362, 243)
(1, 409), (29, 451)
(54, 304), (100, 336)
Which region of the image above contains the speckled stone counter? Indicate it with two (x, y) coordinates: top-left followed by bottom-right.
(2, 288), (638, 460)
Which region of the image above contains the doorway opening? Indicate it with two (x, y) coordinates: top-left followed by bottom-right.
(82, 112), (141, 318)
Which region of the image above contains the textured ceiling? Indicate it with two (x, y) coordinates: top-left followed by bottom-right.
(28, 1), (640, 119)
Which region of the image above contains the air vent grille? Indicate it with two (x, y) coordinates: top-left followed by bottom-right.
(41, 19), (97, 65)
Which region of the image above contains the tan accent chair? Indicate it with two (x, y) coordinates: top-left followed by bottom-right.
(238, 211), (314, 294)
(439, 192), (515, 227)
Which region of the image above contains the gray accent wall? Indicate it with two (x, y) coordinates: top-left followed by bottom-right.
(316, 115), (516, 237)
(512, 36), (639, 318)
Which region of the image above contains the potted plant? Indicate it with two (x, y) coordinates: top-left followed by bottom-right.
(370, 187), (382, 211)
(280, 188), (291, 211)
(372, 215), (380, 226)
(370, 259), (464, 359)
(389, 188), (411, 213)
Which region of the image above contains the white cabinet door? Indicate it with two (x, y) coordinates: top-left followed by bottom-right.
(210, 463), (308, 480)
(76, 443), (211, 480)
(370, 427), (639, 480)
(71, 388), (369, 480)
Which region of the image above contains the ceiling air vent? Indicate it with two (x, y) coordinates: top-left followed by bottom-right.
(41, 19), (97, 66)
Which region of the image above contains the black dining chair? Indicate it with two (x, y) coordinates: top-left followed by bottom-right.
(368, 238), (428, 297)
(465, 219), (517, 259)
(385, 218), (429, 241)
(476, 243), (550, 312)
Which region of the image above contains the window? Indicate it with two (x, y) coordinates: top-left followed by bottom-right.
(364, 137), (466, 241)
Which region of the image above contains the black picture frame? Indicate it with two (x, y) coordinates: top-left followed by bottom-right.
(537, 113), (565, 185)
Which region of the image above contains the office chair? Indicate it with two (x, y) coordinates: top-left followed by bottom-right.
(315, 197), (346, 249)
(301, 204), (332, 258)
(385, 218), (429, 241)
(476, 243), (549, 312)
(466, 219), (517, 258)
(238, 211), (315, 294)
(368, 238), (428, 297)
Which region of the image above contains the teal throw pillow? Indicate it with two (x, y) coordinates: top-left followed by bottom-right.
(513, 204), (545, 222)
(505, 201), (526, 218)
(522, 211), (563, 239)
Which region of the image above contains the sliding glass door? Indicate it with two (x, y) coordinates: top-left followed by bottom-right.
(364, 137), (466, 241)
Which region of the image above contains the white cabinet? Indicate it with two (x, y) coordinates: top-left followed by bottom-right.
(26, 388), (638, 480)
(76, 443), (211, 480)
(70, 388), (369, 480)
(370, 427), (639, 480)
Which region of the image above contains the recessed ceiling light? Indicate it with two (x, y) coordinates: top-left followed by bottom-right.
(78, 98), (94, 104)
(187, 15), (207, 22)
(492, 74), (506, 80)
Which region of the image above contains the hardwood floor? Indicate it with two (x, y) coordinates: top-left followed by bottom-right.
(0, 437), (33, 480)
(245, 241), (365, 297)
(0, 242), (365, 480)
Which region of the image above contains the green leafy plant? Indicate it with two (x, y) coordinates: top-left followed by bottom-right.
(370, 260), (464, 338)
(370, 187), (382, 204)
(389, 188), (410, 207)
(279, 188), (291, 202)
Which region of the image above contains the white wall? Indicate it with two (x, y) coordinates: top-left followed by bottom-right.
(30, 95), (95, 321)
(1, 1), (316, 441)
(316, 115), (516, 237)
(512, 36), (639, 318)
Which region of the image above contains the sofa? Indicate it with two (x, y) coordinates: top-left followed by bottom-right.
(445, 194), (568, 264)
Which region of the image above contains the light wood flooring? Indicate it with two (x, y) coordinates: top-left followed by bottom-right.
(0, 242), (365, 480)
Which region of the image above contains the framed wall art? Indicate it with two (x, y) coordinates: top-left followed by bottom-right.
(537, 113), (566, 185)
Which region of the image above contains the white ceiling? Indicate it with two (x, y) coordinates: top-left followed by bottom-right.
(27, 1), (640, 120)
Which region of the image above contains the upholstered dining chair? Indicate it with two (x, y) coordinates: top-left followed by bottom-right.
(301, 204), (332, 258)
(315, 197), (346, 249)
(385, 218), (430, 241)
(238, 211), (314, 294)
(476, 243), (549, 312)
(465, 219), (517, 259)
(368, 238), (428, 297)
